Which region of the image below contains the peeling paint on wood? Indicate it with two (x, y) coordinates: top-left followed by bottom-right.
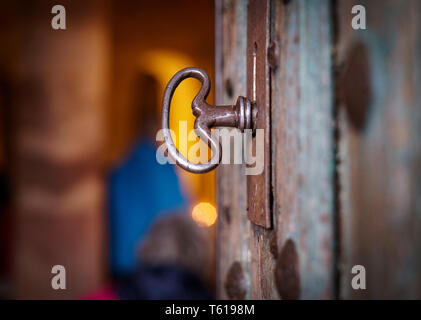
(272, 0), (335, 299)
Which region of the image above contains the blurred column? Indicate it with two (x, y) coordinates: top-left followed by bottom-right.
(12, 0), (109, 299)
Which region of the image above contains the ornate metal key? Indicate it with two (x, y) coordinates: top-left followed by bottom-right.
(161, 67), (257, 174)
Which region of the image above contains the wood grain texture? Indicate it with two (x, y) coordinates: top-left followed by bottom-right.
(336, 0), (421, 299)
(272, 0), (335, 299)
(216, 0), (251, 299)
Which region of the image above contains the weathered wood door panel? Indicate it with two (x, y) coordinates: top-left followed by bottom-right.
(216, 0), (421, 299)
(216, 0), (335, 299)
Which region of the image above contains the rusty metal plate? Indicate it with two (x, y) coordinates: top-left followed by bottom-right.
(246, 0), (272, 228)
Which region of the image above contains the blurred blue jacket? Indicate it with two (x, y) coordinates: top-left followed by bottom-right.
(108, 140), (187, 275)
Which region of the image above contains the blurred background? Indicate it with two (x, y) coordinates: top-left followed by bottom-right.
(0, 0), (217, 299)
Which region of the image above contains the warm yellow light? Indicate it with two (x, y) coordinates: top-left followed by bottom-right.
(136, 50), (213, 201)
(192, 202), (217, 227)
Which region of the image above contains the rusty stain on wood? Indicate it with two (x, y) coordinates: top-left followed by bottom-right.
(267, 41), (279, 71)
(340, 41), (371, 131)
(275, 239), (300, 300)
(225, 261), (247, 299)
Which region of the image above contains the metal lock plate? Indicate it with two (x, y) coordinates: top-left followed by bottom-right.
(246, 0), (272, 229)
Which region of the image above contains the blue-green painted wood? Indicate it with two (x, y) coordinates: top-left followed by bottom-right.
(272, 0), (335, 299)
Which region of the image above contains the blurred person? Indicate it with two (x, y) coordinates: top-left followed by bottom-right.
(108, 73), (188, 277)
(118, 212), (213, 299)
(85, 213), (213, 300)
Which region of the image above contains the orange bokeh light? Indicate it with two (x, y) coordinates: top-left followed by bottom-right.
(191, 202), (217, 227)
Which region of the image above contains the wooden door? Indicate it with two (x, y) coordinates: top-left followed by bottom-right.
(215, 0), (421, 299)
